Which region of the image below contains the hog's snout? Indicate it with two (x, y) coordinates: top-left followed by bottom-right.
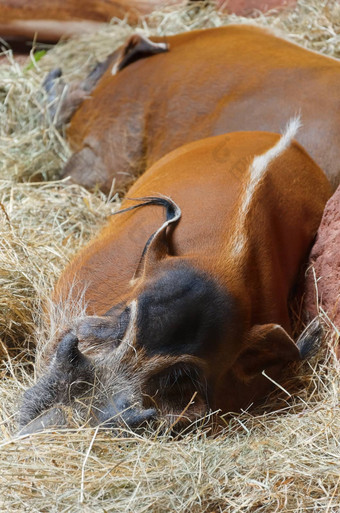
(94, 393), (157, 429)
(19, 331), (95, 433)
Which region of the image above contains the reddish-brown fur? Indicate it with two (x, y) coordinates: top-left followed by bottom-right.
(0, 1), (298, 43)
(50, 131), (331, 416)
(0, 0), (184, 41)
(60, 25), (340, 194)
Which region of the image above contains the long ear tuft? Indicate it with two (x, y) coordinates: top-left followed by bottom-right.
(112, 195), (181, 278)
(296, 318), (323, 360)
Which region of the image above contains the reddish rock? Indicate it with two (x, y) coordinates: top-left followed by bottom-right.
(304, 185), (340, 332)
(0, 53), (27, 66)
(215, 0), (297, 16)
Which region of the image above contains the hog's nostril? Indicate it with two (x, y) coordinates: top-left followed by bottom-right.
(123, 407), (157, 428)
(95, 403), (157, 429)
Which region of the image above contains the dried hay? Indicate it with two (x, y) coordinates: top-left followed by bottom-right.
(0, 0), (339, 511)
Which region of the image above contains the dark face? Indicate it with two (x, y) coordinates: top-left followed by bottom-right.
(19, 264), (237, 434)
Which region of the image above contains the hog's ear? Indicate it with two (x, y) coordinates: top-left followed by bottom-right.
(233, 324), (300, 382)
(112, 34), (168, 74)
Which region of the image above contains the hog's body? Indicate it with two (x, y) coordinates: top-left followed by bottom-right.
(56, 26), (340, 193)
(20, 125), (331, 433)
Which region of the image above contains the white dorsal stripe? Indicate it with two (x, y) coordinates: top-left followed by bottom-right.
(240, 116), (301, 219)
(230, 117), (301, 257)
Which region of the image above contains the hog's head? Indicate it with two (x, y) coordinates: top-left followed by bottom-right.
(20, 262), (236, 434)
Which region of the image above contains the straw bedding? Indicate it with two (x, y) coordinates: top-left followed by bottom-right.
(0, 1), (339, 511)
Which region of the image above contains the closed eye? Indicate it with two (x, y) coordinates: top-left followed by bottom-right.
(143, 363), (208, 405)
